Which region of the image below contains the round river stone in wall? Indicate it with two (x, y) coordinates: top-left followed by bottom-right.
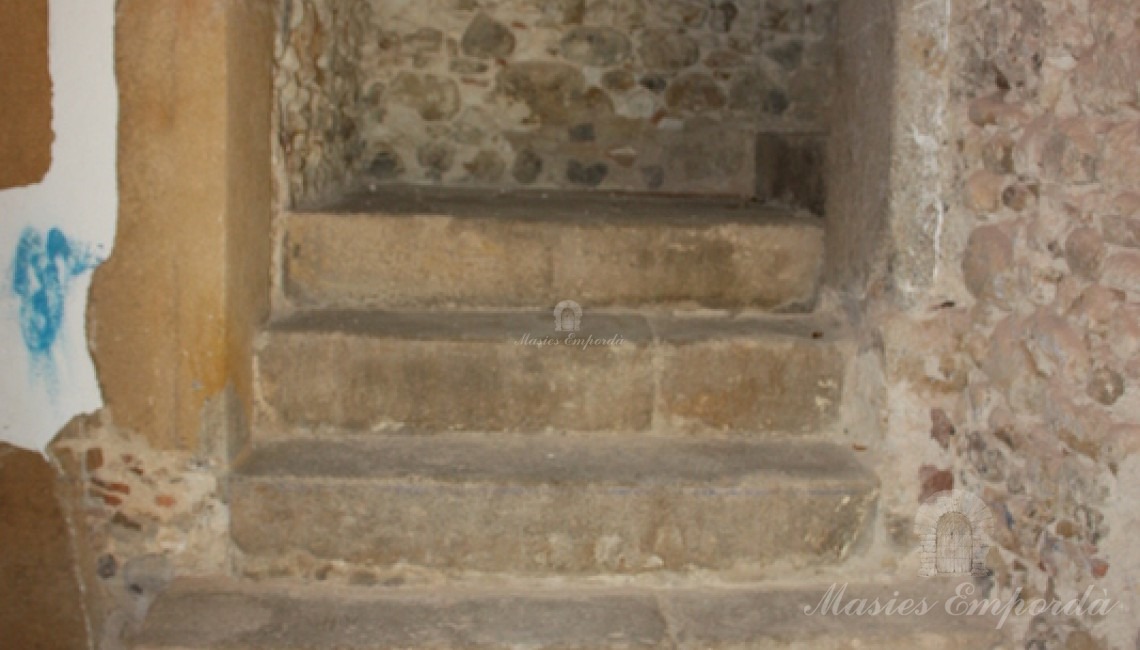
(602, 69), (636, 91)
(368, 147), (403, 180)
(497, 62), (586, 124)
(567, 160), (609, 187)
(512, 149), (544, 184)
(638, 30), (701, 71)
(461, 12), (517, 59)
(560, 26), (632, 66)
(390, 72), (461, 121)
(766, 39), (805, 70)
(709, 2), (739, 32)
(729, 69), (787, 114)
(639, 74), (668, 93)
(465, 150), (507, 182)
(666, 73), (727, 112)
(417, 141), (455, 178)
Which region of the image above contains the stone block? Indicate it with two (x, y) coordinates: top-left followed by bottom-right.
(284, 187), (824, 311)
(230, 436), (877, 574)
(256, 311), (848, 435)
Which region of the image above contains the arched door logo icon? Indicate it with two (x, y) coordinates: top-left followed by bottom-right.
(553, 300), (582, 332)
(915, 490), (994, 577)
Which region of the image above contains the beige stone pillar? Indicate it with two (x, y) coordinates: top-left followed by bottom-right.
(90, 1), (275, 452)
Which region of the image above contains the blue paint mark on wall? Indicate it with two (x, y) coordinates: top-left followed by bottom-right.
(11, 227), (102, 395)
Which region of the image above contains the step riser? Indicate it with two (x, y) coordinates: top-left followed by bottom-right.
(284, 215), (823, 311)
(231, 479), (875, 575)
(256, 334), (847, 435)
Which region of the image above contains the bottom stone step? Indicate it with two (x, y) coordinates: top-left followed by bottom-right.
(230, 435), (878, 576)
(131, 579), (1010, 649)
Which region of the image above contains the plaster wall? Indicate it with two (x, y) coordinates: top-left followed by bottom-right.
(0, 0), (117, 453)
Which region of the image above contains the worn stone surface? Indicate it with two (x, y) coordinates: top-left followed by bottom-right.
(256, 310), (848, 435)
(283, 188), (824, 311)
(0, 445), (88, 650)
(135, 581), (667, 649)
(231, 436), (877, 573)
(132, 580), (1012, 650)
(257, 311), (654, 433)
(658, 335), (845, 434)
(0, 0), (51, 189)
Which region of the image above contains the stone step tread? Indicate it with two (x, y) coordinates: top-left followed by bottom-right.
(131, 578), (1008, 650)
(230, 437), (877, 575)
(263, 309), (848, 344)
(283, 186), (824, 312)
(294, 185), (823, 225)
(235, 435), (877, 487)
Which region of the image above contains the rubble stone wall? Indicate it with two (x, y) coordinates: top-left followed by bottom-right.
(276, 0), (838, 204)
(851, 1), (1140, 647)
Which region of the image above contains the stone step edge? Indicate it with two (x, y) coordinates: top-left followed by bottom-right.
(258, 308), (852, 344)
(283, 207), (823, 227)
(284, 186), (825, 225)
(230, 434), (878, 486)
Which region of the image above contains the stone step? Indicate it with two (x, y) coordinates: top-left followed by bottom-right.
(255, 310), (850, 436)
(131, 578), (1009, 649)
(283, 186), (824, 312)
(230, 435), (877, 576)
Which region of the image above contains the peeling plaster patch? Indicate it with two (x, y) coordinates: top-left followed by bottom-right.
(11, 227), (101, 398)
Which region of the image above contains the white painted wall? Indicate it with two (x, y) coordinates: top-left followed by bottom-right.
(0, 0), (117, 452)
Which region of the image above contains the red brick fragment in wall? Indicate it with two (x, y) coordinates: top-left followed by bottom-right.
(86, 448), (104, 471)
(919, 465), (955, 502)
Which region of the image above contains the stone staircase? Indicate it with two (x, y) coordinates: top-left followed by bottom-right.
(131, 187), (1006, 649)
